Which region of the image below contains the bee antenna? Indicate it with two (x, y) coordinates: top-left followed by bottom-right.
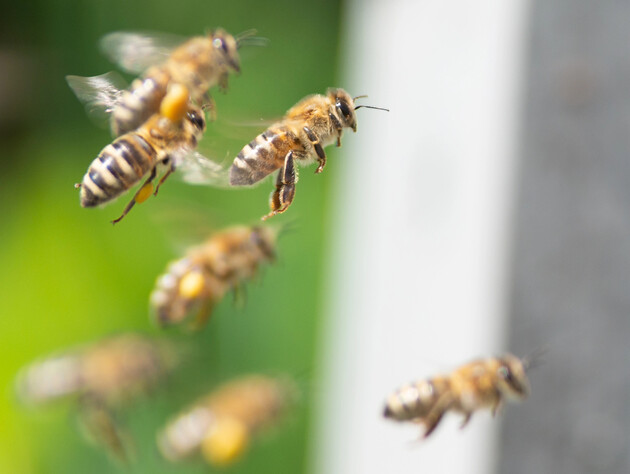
(521, 346), (548, 372)
(354, 105), (390, 112)
(352, 94), (369, 101)
(276, 219), (300, 239)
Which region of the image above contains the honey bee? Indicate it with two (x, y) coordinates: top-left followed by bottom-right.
(150, 225), (277, 329)
(158, 375), (296, 466)
(68, 28), (250, 136)
(16, 334), (178, 462)
(229, 88), (388, 220)
(383, 354), (531, 438)
(76, 83), (223, 224)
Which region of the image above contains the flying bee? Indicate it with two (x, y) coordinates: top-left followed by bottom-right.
(16, 334), (178, 462)
(76, 83), (224, 224)
(229, 88), (388, 220)
(383, 354), (532, 438)
(158, 375), (296, 466)
(67, 28), (255, 136)
(150, 225), (277, 330)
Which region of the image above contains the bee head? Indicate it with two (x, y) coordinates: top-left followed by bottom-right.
(328, 88), (358, 132)
(211, 29), (241, 73)
(186, 106), (206, 133)
(496, 354), (530, 400)
(250, 226), (276, 261)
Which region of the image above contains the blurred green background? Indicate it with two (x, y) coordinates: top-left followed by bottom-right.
(0, 0), (343, 472)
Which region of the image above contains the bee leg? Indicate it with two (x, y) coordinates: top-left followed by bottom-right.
(189, 299), (214, 331)
(219, 72), (230, 93)
(329, 112), (343, 147)
(78, 396), (134, 465)
(154, 158), (175, 196)
(233, 284), (247, 309)
(492, 399), (504, 417)
(459, 413), (473, 429)
(111, 167), (157, 224)
(303, 126), (326, 173)
(421, 393), (454, 438)
(201, 93), (217, 122)
(262, 151), (296, 220)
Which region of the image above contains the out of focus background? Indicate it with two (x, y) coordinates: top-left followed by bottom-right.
(2, 1), (630, 473)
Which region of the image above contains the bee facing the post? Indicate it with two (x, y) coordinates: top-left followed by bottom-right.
(383, 354), (532, 438)
(229, 88), (388, 220)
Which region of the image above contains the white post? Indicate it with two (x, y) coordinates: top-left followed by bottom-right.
(311, 1), (529, 473)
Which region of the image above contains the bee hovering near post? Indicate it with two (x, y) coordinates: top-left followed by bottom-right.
(150, 225), (277, 330)
(67, 28), (256, 137)
(15, 334), (179, 463)
(383, 354), (532, 439)
(229, 88), (388, 220)
(73, 83), (225, 224)
(158, 375), (296, 466)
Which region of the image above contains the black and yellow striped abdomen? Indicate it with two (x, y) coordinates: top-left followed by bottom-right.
(111, 72), (168, 136)
(383, 377), (451, 421)
(230, 125), (303, 185)
(80, 133), (158, 208)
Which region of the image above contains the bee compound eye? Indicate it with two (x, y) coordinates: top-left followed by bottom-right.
(337, 99), (351, 119)
(187, 111), (205, 130)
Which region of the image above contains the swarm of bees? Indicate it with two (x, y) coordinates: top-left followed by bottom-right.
(16, 22), (539, 470)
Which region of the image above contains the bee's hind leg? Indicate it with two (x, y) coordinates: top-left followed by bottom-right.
(263, 151), (296, 220)
(303, 126), (326, 173)
(111, 167), (157, 224)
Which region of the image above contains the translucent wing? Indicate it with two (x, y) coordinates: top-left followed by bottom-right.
(100, 31), (186, 74)
(175, 150), (231, 187)
(66, 72), (128, 127)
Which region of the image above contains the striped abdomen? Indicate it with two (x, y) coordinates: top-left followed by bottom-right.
(230, 125), (303, 185)
(111, 73), (168, 136)
(383, 377), (451, 421)
(80, 133), (157, 208)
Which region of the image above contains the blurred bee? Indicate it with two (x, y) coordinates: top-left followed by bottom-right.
(76, 83), (223, 224)
(383, 354), (531, 438)
(158, 375), (296, 466)
(229, 88), (388, 220)
(150, 225), (277, 329)
(67, 28), (253, 136)
(16, 334), (178, 462)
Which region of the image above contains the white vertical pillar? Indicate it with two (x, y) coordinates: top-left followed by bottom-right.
(311, 1), (529, 473)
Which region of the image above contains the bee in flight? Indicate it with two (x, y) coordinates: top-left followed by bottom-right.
(158, 375), (296, 466)
(229, 88), (388, 220)
(383, 353), (532, 438)
(67, 28), (255, 136)
(16, 334), (178, 463)
(75, 83), (223, 224)
(150, 225), (277, 330)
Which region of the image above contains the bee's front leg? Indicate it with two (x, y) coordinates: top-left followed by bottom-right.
(303, 126), (326, 174)
(263, 151), (296, 220)
(329, 112), (343, 147)
(154, 157), (175, 196)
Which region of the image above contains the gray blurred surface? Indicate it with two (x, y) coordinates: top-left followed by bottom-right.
(501, 2), (630, 473)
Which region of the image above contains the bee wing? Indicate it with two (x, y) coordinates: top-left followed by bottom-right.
(66, 72), (128, 127)
(100, 31), (185, 74)
(175, 150), (231, 187)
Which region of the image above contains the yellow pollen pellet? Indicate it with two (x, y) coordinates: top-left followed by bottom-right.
(200, 417), (249, 466)
(178, 271), (205, 299)
(160, 84), (190, 122)
(135, 182), (154, 203)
